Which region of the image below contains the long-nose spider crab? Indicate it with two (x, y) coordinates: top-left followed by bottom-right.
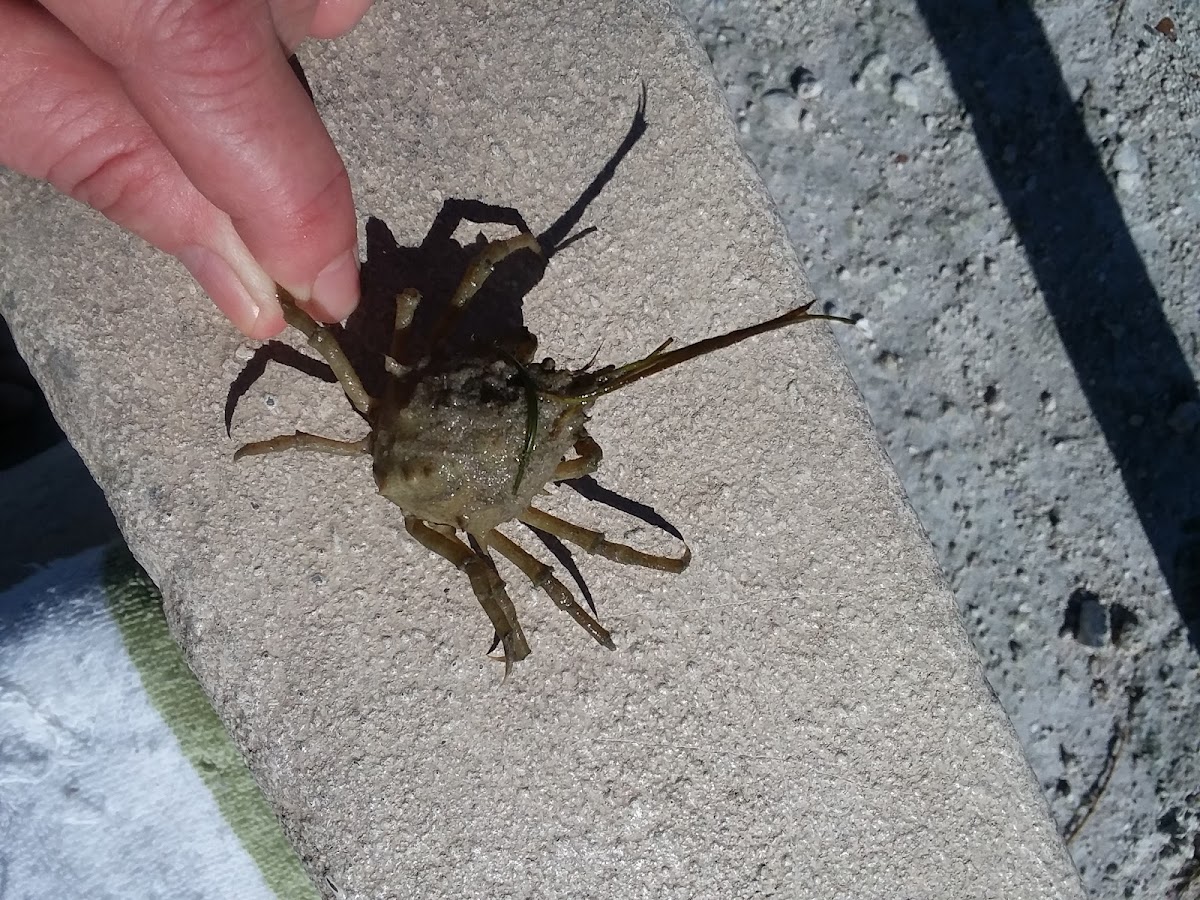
(234, 91), (853, 674)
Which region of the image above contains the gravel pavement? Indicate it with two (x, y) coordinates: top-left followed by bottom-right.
(2, 1), (1194, 896)
(678, 1), (1200, 897)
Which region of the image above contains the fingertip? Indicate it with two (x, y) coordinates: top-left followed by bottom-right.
(309, 0), (375, 39)
(241, 302), (287, 340)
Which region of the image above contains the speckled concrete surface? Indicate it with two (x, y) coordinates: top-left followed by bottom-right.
(0, 1), (1082, 897)
(679, 2), (1200, 896)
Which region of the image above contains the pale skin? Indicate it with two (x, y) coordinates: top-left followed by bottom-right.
(0, 0), (374, 338)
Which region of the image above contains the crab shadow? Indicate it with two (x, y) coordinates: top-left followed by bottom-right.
(225, 87), (683, 616)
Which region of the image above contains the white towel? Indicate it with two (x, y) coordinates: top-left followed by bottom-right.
(0, 543), (319, 900)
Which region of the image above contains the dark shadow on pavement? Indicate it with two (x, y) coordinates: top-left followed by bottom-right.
(916, 0), (1200, 646)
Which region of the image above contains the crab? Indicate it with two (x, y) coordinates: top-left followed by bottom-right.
(234, 95), (854, 674)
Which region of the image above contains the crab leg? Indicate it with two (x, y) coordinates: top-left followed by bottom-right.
(385, 288), (423, 375)
(551, 432), (603, 482)
(428, 233), (544, 349)
(235, 432), (369, 459)
(423, 197), (534, 247)
(403, 516), (531, 675)
(519, 507), (691, 573)
(484, 529), (615, 651)
(449, 232), (543, 309)
(277, 288), (374, 415)
(563, 299), (857, 401)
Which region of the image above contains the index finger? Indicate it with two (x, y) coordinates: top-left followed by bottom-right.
(46, 0), (361, 322)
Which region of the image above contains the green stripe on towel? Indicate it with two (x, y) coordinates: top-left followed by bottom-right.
(103, 547), (320, 900)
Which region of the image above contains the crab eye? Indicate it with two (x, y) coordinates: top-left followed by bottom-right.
(399, 458), (438, 482)
(375, 456), (436, 487)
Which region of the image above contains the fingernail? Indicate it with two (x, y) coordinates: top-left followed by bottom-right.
(178, 244), (259, 329)
(309, 250), (360, 322)
(178, 244), (283, 338)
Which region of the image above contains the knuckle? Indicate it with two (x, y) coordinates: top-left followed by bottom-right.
(44, 113), (168, 225)
(239, 165), (352, 252)
(286, 166), (353, 234)
(63, 145), (161, 222)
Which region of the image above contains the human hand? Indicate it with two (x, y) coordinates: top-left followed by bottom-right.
(0, 0), (373, 338)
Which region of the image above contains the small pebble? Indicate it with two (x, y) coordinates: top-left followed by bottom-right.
(1113, 141), (1142, 173)
(853, 52), (891, 91)
(891, 75), (921, 109)
(760, 89), (802, 130)
(876, 350), (902, 371)
(1117, 171), (1143, 194)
